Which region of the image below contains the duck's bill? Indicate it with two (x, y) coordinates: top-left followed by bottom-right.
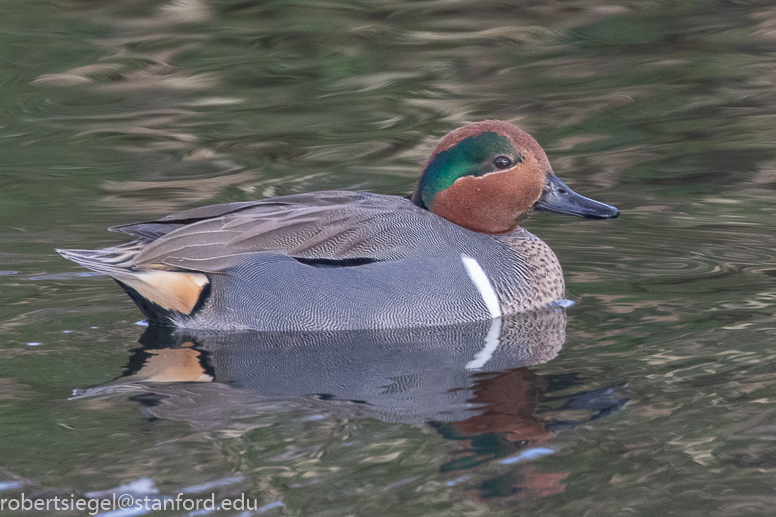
(535, 175), (619, 219)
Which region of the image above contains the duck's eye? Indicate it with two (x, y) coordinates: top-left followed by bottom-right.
(493, 156), (512, 169)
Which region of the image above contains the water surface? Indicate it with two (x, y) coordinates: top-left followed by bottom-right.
(2, 0), (776, 515)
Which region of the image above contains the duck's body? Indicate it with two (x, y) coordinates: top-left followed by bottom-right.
(59, 120), (618, 331)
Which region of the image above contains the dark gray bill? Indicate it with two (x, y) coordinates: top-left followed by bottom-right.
(535, 174), (619, 219)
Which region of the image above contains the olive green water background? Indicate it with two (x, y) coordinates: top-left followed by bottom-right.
(2, 0), (776, 515)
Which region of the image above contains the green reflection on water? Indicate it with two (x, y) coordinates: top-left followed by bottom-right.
(1, 0), (776, 514)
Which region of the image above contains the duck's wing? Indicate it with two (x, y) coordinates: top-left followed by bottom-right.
(124, 191), (438, 274)
(113, 192), (368, 241)
(111, 200), (266, 242)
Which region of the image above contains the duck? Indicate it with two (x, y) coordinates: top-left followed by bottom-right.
(58, 120), (618, 331)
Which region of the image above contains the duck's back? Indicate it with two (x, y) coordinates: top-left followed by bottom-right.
(60, 191), (564, 331)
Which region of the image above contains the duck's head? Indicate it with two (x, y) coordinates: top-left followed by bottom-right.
(411, 120), (619, 234)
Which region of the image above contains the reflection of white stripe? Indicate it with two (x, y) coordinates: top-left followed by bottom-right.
(460, 255), (501, 318)
(466, 317), (502, 370)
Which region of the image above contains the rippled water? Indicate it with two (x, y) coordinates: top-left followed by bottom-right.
(3, 0), (776, 515)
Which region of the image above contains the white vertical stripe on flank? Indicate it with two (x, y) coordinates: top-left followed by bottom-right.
(460, 255), (501, 319)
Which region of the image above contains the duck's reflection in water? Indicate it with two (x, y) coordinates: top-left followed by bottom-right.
(77, 307), (627, 502)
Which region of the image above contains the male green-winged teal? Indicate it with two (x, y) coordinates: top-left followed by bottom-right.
(59, 120), (618, 331)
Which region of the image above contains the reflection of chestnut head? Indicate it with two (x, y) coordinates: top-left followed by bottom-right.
(454, 368), (553, 444)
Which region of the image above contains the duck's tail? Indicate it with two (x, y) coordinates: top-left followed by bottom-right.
(57, 246), (210, 320)
(57, 244), (142, 276)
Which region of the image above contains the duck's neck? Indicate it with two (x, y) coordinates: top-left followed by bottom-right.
(411, 173), (528, 234)
(409, 189), (426, 209)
